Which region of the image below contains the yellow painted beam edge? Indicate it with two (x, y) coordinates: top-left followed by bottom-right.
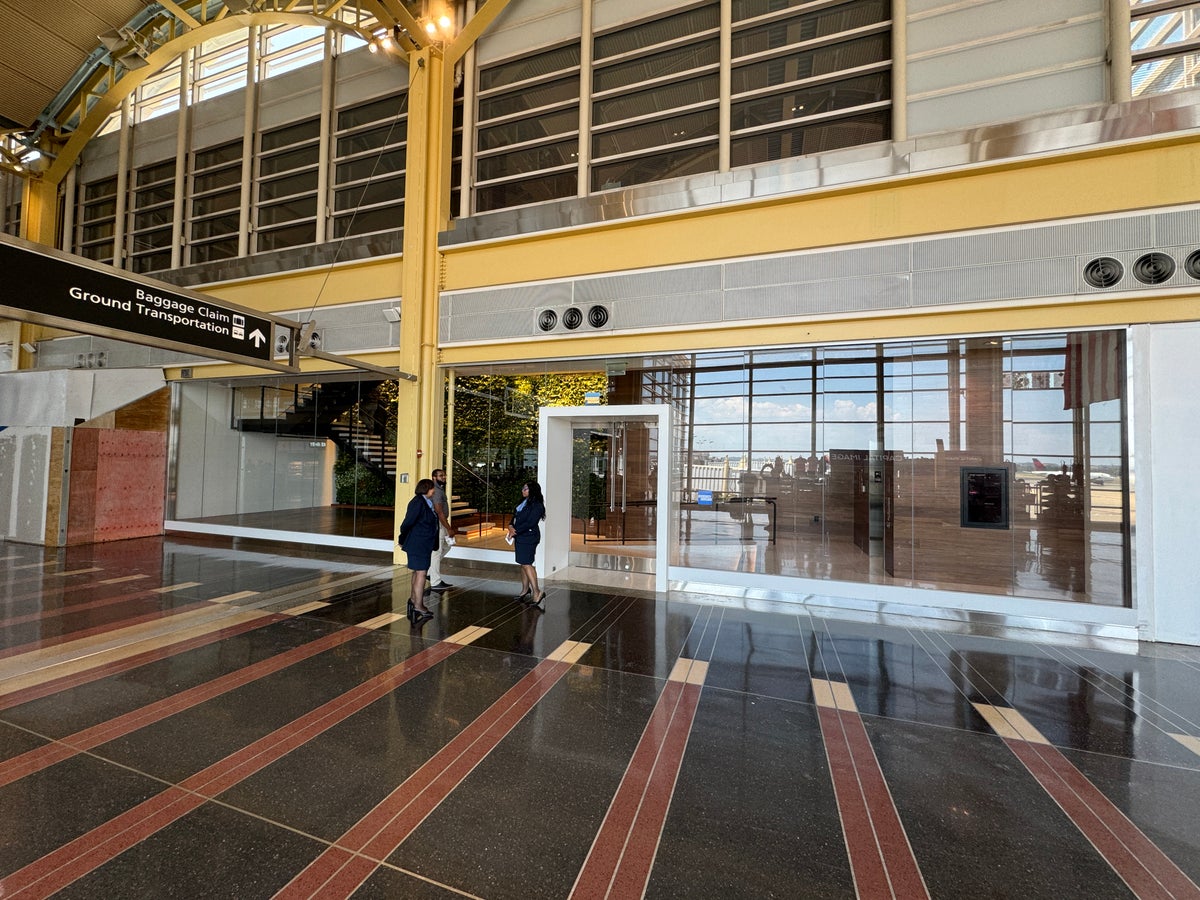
(441, 136), (1200, 292)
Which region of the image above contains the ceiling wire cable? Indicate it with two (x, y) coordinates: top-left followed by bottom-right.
(304, 91), (410, 325)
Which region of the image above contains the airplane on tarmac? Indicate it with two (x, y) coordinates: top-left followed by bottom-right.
(1031, 459), (1115, 485)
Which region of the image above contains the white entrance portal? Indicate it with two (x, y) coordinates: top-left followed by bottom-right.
(537, 404), (672, 594)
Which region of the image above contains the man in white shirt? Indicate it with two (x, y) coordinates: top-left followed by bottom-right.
(427, 468), (454, 591)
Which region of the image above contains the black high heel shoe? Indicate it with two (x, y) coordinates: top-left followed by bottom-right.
(515, 588), (532, 602)
(414, 608), (434, 623)
(528, 591), (546, 611)
(406, 599), (417, 623)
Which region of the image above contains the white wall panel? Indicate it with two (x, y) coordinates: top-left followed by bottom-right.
(259, 60), (324, 128)
(908, 66), (1104, 134)
(476, 0), (582, 65)
(905, 0), (1106, 135)
(334, 45), (408, 109)
(1135, 323), (1200, 644)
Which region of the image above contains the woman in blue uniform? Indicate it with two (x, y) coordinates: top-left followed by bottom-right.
(506, 480), (546, 608)
(398, 478), (439, 624)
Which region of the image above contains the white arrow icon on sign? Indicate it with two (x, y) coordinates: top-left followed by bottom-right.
(248, 329), (266, 348)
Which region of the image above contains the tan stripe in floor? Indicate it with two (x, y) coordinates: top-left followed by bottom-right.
(445, 625), (491, 645)
(0, 605), (266, 683)
(1170, 733), (1200, 757)
(357, 612), (406, 630)
(152, 582), (202, 594)
(48, 568), (103, 577)
(97, 574), (151, 585)
(281, 601), (330, 615)
(208, 590), (260, 604)
(972, 703), (1051, 744)
(10, 561), (56, 571)
(0, 608), (272, 698)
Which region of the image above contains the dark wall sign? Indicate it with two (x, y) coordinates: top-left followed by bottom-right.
(0, 235), (290, 369)
(961, 467), (1010, 529)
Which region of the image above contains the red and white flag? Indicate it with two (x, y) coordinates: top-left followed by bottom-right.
(1063, 331), (1122, 410)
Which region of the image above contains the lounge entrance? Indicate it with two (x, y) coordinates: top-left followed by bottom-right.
(537, 405), (672, 593)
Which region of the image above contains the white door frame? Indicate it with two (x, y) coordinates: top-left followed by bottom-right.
(537, 404), (672, 594)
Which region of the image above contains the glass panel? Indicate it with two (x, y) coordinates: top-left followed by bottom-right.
(339, 94), (408, 130)
(731, 110), (889, 165)
(335, 149), (406, 184)
(593, 109), (718, 159)
(134, 185), (174, 208)
(475, 173), (578, 212)
(594, 5), (719, 60)
(477, 108), (580, 151)
(731, 72), (890, 128)
(194, 166), (241, 194)
(259, 144), (320, 177)
(337, 124), (407, 157)
(258, 170), (317, 202)
(193, 189), (240, 217)
(479, 44), (580, 92)
(133, 206), (173, 230)
(592, 74), (719, 125)
(479, 75), (580, 120)
(256, 220), (316, 251)
(261, 119), (320, 152)
(732, 33), (889, 92)
(196, 142), (243, 169)
(191, 212), (241, 241)
(189, 238), (239, 264)
(592, 143), (717, 190)
(258, 196), (316, 227)
(334, 175), (404, 211)
(594, 41), (719, 93)
(332, 205), (403, 238)
(477, 140), (578, 181)
(732, 0), (890, 56)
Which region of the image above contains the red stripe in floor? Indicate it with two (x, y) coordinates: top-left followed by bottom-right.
(570, 657), (707, 900)
(276, 640), (591, 899)
(0, 625), (371, 789)
(812, 679), (930, 900)
(0, 639), (465, 899)
(0, 601), (212, 660)
(0, 615), (282, 713)
(976, 702), (1200, 899)
(0, 586), (166, 629)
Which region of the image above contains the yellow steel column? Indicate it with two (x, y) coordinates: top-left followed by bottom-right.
(393, 43), (454, 562)
(19, 176), (60, 247)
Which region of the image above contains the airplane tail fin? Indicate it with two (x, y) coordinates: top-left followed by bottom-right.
(1032, 458), (1046, 471)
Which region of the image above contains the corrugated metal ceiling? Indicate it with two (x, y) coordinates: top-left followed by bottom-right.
(0, 0), (150, 129)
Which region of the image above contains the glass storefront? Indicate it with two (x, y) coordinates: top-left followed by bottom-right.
(169, 329), (1131, 607)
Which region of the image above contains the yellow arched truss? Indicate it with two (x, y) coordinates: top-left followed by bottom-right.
(44, 7), (400, 185)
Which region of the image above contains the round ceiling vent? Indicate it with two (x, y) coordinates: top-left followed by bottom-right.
(588, 305), (609, 328)
(1132, 252), (1175, 285)
(1185, 249), (1200, 280)
(537, 309), (558, 331)
(562, 307), (584, 329)
(1083, 257), (1123, 289)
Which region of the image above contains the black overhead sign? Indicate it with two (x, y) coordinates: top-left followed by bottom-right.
(0, 235), (292, 370)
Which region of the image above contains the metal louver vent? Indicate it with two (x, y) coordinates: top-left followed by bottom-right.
(537, 309), (558, 331)
(562, 307), (583, 329)
(1083, 257), (1123, 289)
(588, 305), (609, 328)
(1185, 249), (1200, 280)
(1133, 252), (1175, 284)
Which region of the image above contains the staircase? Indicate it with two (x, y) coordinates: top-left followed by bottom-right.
(328, 423), (396, 476)
(233, 382), (398, 485)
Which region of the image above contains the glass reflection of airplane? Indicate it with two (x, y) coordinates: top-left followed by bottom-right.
(1032, 458), (1115, 485)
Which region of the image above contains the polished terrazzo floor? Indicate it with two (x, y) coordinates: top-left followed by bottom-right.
(1, 535), (1199, 899)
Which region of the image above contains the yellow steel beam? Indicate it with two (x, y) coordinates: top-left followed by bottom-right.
(43, 11), (392, 186)
(446, 0), (513, 66)
(156, 0), (201, 29)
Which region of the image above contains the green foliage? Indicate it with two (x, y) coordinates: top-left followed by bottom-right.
(333, 454), (395, 506)
(450, 372), (608, 516)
